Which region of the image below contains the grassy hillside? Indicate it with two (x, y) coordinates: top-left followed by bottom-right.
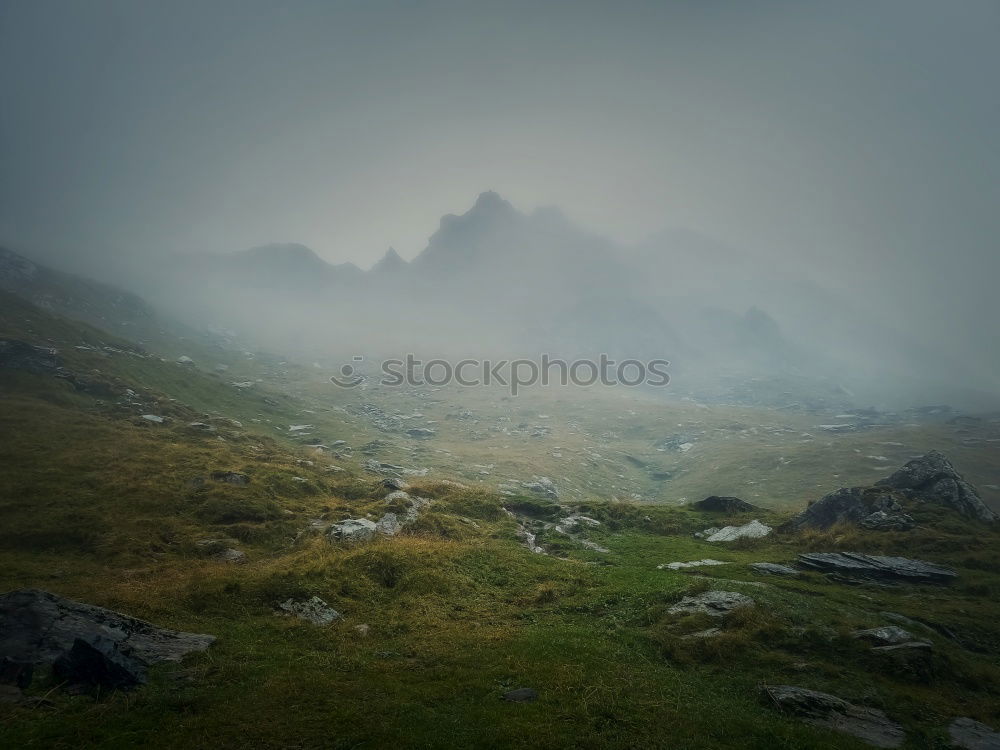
(2, 291), (999, 748)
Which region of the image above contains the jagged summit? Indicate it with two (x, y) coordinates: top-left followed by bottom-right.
(469, 190), (515, 215)
(372, 246), (406, 273)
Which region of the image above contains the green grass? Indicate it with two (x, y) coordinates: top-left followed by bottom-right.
(2, 291), (1000, 748)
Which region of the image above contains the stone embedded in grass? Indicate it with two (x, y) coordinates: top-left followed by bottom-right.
(796, 552), (957, 583)
(214, 547), (246, 563)
(948, 717), (1000, 750)
(667, 590), (754, 617)
(701, 519), (772, 542)
(657, 559), (728, 570)
(277, 597), (341, 626)
(853, 626), (914, 646)
(141, 414), (165, 423)
(762, 684), (905, 748)
(328, 518), (377, 542)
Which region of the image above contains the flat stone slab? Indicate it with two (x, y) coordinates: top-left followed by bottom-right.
(948, 717), (1000, 750)
(763, 684), (905, 748)
(667, 590), (754, 617)
(797, 552), (957, 583)
(0, 589), (215, 667)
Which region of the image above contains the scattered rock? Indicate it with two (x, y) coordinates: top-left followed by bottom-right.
(876, 450), (997, 522)
(503, 687), (538, 703)
(382, 477), (408, 492)
(406, 427), (436, 439)
(762, 684), (905, 748)
(141, 414), (165, 424)
(328, 518), (377, 543)
(667, 590), (754, 617)
(682, 627), (723, 640)
(53, 635), (147, 691)
(210, 471), (250, 486)
(277, 597), (340, 626)
(948, 717), (1000, 750)
(853, 626), (914, 646)
(657, 559), (728, 570)
(694, 496), (759, 513)
(797, 553), (957, 583)
(214, 548), (246, 564)
(354, 624), (370, 637)
(176, 355), (195, 365)
(750, 562), (800, 577)
(703, 519), (772, 542)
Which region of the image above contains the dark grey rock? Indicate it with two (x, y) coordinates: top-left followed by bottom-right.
(870, 641), (934, 681)
(876, 450), (997, 522)
(948, 717), (1000, 750)
(0, 589), (215, 667)
(503, 687), (538, 703)
(750, 562), (800, 577)
(853, 626), (914, 646)
(860, 510), (916, 531)
(796, 553), (957, 583)
(786, 487), (903, 531)
(762, 684), (905, 748)
(53, 636), (147, 691)
(406, 427), (436, 439)
(694, 495), (759, 513)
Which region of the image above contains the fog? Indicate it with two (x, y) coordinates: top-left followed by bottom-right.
(2, 1), (999, 407)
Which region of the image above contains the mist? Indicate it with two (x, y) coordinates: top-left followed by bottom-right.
(2, 0), (999, 406)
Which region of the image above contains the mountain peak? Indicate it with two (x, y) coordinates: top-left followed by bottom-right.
(470, 190), (514, 215)
(372, 247), (406, 273)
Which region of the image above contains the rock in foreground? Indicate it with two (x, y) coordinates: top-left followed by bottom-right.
(762, 684), (905, 748)
(693, 496), (759, 513)
(797, 553), (957, 583)
(948, 717), (1000, 750)
(0, 589), (215, 687)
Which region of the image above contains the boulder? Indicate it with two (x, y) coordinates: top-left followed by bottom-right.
(52, 636), (147, 691)
(694, 496), (759, 513)
(277, 597), (341, 626)
(328, 518), (377, 543)
(785, 487), (905, 531)
(750, 562), (800, 577)
(797, 553), (957, 583)
(876, 450), (996, 523)
(704, 519), (772, 542)
(762, 685), (905, 748)
(657, 559), (728, 571)
(667, 590), (754, 617)
(948, 717), (1000, 750)
(853, 626), (914, 646)
(870, 640), (934, 681)
(0, 589), (214, 667)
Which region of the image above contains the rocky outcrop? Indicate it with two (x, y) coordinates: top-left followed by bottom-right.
(876, 450), (996, 523)
(328, 518), (377, 542)
(948, 717), (1000, 750)
(797, 553), (957, 583)
(0, 589), (214, 692)
(667, 590), (754, 617)
(693, 496), (759, 513)
(785, 487), (909, 531)
(762, 685), (905, 748)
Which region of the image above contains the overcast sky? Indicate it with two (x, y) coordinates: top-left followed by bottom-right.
(2, 0), (998, 322)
